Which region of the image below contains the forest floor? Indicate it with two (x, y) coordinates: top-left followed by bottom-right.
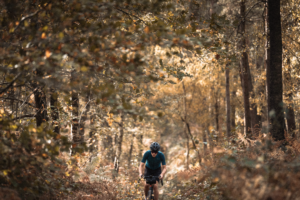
(2, 136), (300, 200)
(51, 137), (300, 200)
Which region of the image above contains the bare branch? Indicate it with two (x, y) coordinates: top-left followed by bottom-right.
(0, 73), (21, 95)
(13, 1), (52, 33)
(115, 7), (146, 24)
(11, 114), (35, 121)
(2, 97), (34, 107)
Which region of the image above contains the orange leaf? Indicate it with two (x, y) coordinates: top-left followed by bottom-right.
(58, 43), (62, 50)
(41, 32), (46, 39)
(173, 38), (179, 44)
(45, 49), (51, 58)
(144, 26), (150, 33)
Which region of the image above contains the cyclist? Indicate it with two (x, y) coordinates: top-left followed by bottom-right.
(139, 142), (167, 200)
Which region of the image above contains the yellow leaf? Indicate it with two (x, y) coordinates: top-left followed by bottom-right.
(65, 172), (70, 177)
(10, 125), (17, 130)
(59, 32), (64, 39)
(81, 66), (88, 72)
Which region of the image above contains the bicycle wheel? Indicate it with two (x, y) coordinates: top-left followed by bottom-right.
(147, 186), (154, 200)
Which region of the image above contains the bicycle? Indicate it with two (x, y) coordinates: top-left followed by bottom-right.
(139, 175), (163, 200)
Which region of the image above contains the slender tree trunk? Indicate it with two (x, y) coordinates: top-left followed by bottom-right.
(114, 113), (124, 174)
(128, 133), (135, 168)
(240, 0), (252, 137)
(185, 129), (190, 170)
(206, 124), (214, 162)
(267, 0), (285, 141)
(284, 60), (296, 138)
(33, 70), (48, 127)
(210, 0), (214, 19)
(231, 75), (236, 131)
(226, 65), (231, 138)
(214, 91), (220, 143)
(50, 88), (60, 135)
(89, 105), (97, 153)
(138, 133), (143, 160)
(9, 87), (14, 114)
(264, 2), (270, 132)
(79, 91), (90, 146)
(71, 70), (80, 154)
(203, 124), (208, 151)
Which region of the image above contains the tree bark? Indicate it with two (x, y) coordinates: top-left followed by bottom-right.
(267, 0), (285, 140)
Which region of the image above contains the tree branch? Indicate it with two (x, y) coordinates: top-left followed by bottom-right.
(11, 114), (35, 121)
(115, 7), (146, 24)
(2, 97), (34, 107)
(0, 73), (21, 95)
(13, 1), (52, 33)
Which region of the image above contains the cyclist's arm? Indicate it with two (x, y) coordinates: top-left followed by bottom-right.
(139, 162), (145, 177)
(161, 165), (167, 178)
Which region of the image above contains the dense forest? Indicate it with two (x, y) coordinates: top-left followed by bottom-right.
(1, 0), (300, 199)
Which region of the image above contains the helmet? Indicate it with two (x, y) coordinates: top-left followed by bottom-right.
(150, 142), (160, 152)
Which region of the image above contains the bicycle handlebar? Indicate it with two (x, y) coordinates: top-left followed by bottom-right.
(139, 175), (164, 186)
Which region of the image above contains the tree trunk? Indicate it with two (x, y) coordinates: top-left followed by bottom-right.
(50, 88), (60, 135)
(214, 92), (219, 143)
(267, 0), (285, 141)
(128, 133), (135, 168)
(114, 113), (124, 174)
(284, 60), (296, 138)
(33, 70), (48, 127)
(182, 82), (201, 165)
(203, 124), (207, 151)
(240, 0), (252, 138)
(206, 124), (214, 162)
(264, 2), (270, 132)
(89, 112), (96, 151)
(79, 91), (90, 146)
(185, 130), (190, 170)
(138, 133), (143, 160)
(71, 70), (80, 154)
(210, 0), (214, 19)
(226, 66), (231, 138)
